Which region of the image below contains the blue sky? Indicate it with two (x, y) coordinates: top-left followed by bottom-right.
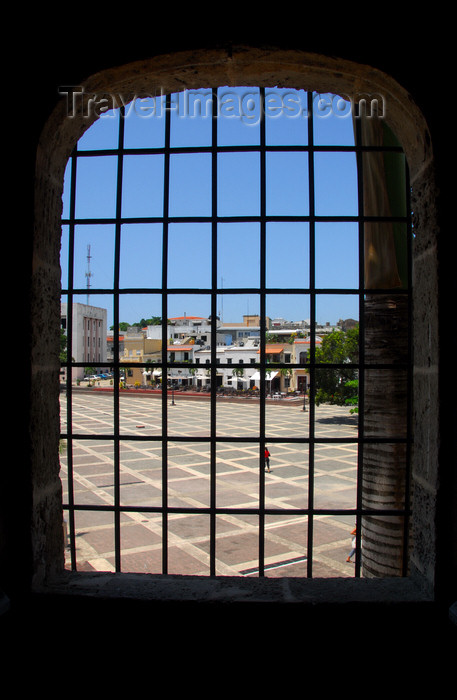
(61, 88), (360, 327)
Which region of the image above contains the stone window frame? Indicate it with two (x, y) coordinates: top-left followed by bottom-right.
(32, 47), (437, 604)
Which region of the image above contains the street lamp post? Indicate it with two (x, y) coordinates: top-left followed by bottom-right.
(171, 370), (181, 405)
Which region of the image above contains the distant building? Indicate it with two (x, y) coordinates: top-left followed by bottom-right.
(148, 316), (212, 347)
(122, 336), (162, 385)
(106, 333), (125, 361)
(337, 318), (358, 331)
(61, 302), (107, 381)
(112, 313), (328, 392)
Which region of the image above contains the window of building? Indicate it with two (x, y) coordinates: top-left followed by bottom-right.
(59, 84), (412, 581)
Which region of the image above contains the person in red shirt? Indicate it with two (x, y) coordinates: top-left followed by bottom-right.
(265, 447), (271, 472)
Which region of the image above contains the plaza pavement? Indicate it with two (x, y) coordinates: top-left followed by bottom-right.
(60, 390), (359, 579)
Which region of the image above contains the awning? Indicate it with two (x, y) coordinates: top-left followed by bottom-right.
(250, 371), (278, 381)
(257, 345), (286, 354)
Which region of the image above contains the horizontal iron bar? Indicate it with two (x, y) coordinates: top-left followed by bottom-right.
(62, 503), (411, 517)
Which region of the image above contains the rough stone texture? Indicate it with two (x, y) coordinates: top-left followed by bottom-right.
(409, 161), (440, 594)
(31, 46), (439, 602)
(37, 571), (429, 605)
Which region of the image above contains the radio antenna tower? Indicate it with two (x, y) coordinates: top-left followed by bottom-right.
(85, 244), (93, 304)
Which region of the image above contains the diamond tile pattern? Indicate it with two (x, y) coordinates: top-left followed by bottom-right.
(61, 393), (359, 578)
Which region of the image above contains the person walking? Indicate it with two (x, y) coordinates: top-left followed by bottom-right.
(346, 526), (357, 562)
(264, 447), (271, 472)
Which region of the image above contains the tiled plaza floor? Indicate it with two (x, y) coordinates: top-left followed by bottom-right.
(60, 391), (359, 579)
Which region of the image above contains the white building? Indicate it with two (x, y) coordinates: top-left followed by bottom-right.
(148, 316), (213, 347)
(193, 340), (261, 389)
(61, 302), (107, 381)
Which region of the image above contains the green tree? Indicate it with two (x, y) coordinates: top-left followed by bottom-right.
(344, 379), (359, 414)
(140, 316), (162, 326)
(231, 367), (245, 378)
(314, 326), (359, 407)
(59, 328), (68, 363)
(110, 317), (169, 330)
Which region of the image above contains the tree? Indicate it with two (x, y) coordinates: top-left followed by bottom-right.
(110, 321), (130, 331)
(110, 317), (168, 331)
(231, 367), (245, 380)
(279, 366), (293, 383)
(59, 327), (68, 363)
(140, 316), (162, 326)
(343, 379), (359, 414)
(314, 326), (359, 407)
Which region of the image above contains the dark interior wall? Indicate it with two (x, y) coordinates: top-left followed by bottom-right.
(4, 21), (455, 633)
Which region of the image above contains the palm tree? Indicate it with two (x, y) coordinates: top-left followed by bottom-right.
(279, 366), (293, 392)
(359, 115), (409, 578)
(231, 367), (245, 389)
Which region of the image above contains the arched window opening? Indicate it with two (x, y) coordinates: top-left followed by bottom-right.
(59, 85), (412, 580)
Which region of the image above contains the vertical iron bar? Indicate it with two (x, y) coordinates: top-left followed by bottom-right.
(259, 87), (266, 577)
(113, 107), (125, 573)
(210, 88), (218, 575)
(66, 149), (78, 570)
(161, 93), (171, 575)
(307, 91), (316, 577)
(354, 115), (365, 578)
